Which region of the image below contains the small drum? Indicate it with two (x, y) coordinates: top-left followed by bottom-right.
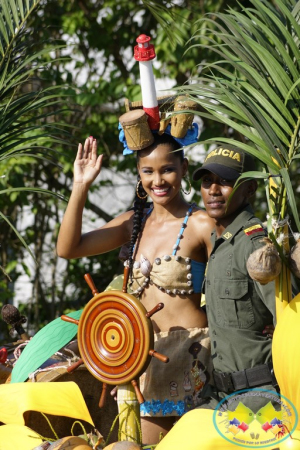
(119, 109), (154, 150)
(171, 96), (198, 138)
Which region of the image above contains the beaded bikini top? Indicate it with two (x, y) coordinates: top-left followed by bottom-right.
(127, 203), (206, 297)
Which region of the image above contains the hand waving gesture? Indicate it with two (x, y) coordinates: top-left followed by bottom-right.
(74, 137), (103, 186)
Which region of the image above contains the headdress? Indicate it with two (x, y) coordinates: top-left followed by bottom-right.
(119, 34), (199, 155)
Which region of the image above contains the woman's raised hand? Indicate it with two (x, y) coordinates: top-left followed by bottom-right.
(74, 137), (103, 186)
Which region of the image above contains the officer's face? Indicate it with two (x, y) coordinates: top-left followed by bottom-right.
(200, 171), (255, 223)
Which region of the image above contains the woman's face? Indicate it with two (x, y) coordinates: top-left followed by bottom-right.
(137, 143), (188, 206)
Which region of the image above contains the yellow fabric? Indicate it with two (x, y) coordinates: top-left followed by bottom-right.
(155, 409), (300, 450)
(105, 274), (124, 291)
(200, 292), (206, 307)
(273, 292), (300, 430)
(0, 381), (94, 426)
(105, 273), (133, 294)
(275, 223), (291, 314)
(0, 424), (43, 450)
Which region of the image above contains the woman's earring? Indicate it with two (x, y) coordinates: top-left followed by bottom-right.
(136, 179), (148, 199)
(181, 176), (192, 195)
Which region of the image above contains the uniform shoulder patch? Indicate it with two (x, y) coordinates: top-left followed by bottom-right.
(244, 224), (264, 236)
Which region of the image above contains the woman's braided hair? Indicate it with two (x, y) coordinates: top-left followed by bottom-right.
(127, 175), (148, 280)
(127, 134), (183, 280)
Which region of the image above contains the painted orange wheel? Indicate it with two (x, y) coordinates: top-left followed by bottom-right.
(77, 290), (154, 385)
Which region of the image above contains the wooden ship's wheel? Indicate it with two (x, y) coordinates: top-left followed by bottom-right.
(61, 267), (168, 405)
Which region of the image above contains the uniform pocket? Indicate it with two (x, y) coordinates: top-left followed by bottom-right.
(214, 279), (255, 329)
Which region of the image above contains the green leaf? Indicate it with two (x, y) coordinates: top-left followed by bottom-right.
(10, 0), (20, 27)
(242, 82), (293, 138)
(221, 81), (289, 160)
(17, 0), (25, 20)
(5, 260), (18, 273)
(2, 1), (15, 36)
(236, 171), (270, 181)
(0, 187), (67, 202)
(21, 262), (31, 277)
(244, 8), (300, 83)
(0, 0), (41, 69)
(285, 78), (300, 106)
(280, 167), (300, 232)
(141, 0), (184, 47)
(11, 309), (83, 383)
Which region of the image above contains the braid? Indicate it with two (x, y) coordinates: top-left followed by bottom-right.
(128, 175), (148, 279)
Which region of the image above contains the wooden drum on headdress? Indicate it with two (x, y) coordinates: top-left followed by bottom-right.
(119, 109), (154, 151)
(171, 96), (198, 139)
(77, 290), (154, 386)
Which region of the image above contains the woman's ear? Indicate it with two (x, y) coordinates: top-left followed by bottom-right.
(182, 158), (189, 177)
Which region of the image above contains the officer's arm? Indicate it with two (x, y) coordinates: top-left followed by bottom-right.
(248, 234), (277, 325)
(254, 280), (276, 325)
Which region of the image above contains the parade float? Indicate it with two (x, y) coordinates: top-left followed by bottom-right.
(1, 1), (300, 449)
(0, 32), (200, 450)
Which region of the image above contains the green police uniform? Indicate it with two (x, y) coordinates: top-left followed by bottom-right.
(199, 204), (277, 410)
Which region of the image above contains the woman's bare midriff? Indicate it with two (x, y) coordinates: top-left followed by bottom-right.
(140, 286), (207, 332)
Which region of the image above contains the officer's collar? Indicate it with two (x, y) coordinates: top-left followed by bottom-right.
(213, 204), (255, 242)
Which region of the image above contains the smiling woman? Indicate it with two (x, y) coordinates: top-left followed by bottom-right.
(56, 134), (215, 445)
(138, 137), (186, 198)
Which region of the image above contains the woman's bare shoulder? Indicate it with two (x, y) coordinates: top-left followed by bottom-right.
(94, 209), (135, 244)
(100, 206), (152, 236)
(190, 207), (215, 243)
(192, 207), (214, 225)
(101, 208), (134, 226)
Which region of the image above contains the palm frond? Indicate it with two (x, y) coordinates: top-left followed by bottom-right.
(0, 1), (71, 159)
(0, 0), (71, 260)
(180, 0), (300, 232)
(141, 0), (185, 46)
(0, 0), (40, 65)
(0, 187), (66, 202)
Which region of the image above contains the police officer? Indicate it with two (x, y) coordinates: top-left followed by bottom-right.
(193, 147), (278, 411)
